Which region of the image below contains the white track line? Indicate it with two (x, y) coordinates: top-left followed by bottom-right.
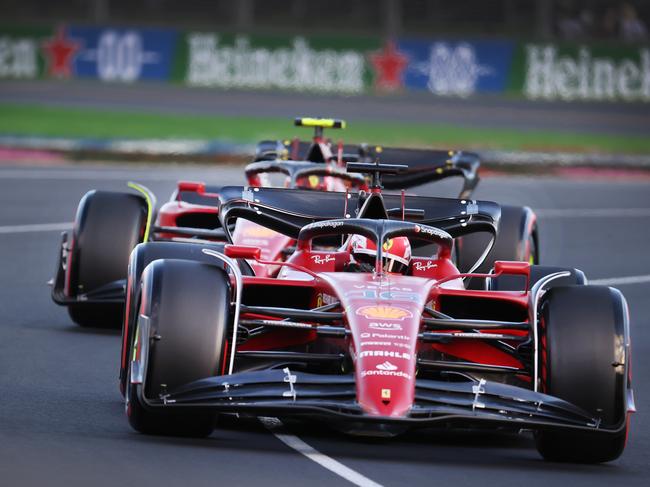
(589, 274), (650, 286)
(0, 222), (72, 234)
(536, 208), (650, 218)
(260, 417), (383, 487)
(0, 168), (223, 181)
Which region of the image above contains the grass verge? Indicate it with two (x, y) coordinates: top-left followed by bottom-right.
(1, 103), (649, 154)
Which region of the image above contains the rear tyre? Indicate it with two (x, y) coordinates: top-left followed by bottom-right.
(68, 190), (146, 327)
(458, 205), (537, 288)
(535, 285), (630, 463)
(126, 259), (231, 437)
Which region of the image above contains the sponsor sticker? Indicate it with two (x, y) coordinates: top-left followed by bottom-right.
(361, 369), (411, 380)
(368, 321), (402, 331)
(312, 220), (344, 229)
(359, 341), (392, 347)
(356, 305), (413, 321)
(360, 350), (411, 360)
(311, 254), (335, 265)
(370, 332), (411, 341)
(413, 260), (437, 272)
(413, 224), (448, 238)
(376, 360), (398, 371)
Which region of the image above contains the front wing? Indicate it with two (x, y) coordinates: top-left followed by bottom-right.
(133, 368), (624, 435)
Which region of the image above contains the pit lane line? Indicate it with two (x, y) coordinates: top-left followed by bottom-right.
(260, 418), (383, 487)
(0, 222), (72, 234)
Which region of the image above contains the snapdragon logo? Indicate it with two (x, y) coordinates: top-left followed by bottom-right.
(524, 45), (650, 101)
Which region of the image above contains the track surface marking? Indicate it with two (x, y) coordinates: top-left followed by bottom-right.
(261, 418), (384, 487)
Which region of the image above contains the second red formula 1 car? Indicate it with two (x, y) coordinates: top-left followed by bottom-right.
(122, 161), (632, 463)
(51, 118), (538, 327)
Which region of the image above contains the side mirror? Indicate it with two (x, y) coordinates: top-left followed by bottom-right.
(177, 181), (206, 193)
(494, 261), (530, 277)
(224, 244), (262, 260)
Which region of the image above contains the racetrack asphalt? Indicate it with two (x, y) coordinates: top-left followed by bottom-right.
(0, 163), (649, 486)
(1, 79), (650, 136)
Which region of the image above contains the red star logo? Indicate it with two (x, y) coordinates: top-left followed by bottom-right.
(42, 26), (80, 78)
(369, 40), (408, 91)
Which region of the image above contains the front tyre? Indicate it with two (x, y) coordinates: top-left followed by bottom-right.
(126, 259), (232, 437)
(535, 285), (630, 463)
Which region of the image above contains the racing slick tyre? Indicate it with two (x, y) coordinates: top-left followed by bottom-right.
(126, 259), (231, 437)
(488, 265), (586, 292)
(535, 285), (630, 463)
(119, 241), (236, 396)
(458, 205), (538, 289)
(68, 190), (146, 327)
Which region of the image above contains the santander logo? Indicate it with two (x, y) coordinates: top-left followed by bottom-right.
(376, 361), (398, 371)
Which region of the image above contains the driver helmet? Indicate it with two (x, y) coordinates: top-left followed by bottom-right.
(349, 235), (412, 274)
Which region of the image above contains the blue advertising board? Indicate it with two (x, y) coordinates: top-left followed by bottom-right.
(67, 26), (177, 82)
(397, 39), (514, 96)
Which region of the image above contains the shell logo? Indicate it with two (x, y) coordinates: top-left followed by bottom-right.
(243, 225), (278, 238)
(356, 305), (413, 320)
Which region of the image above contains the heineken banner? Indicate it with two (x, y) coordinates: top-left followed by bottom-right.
(510, 43), (650, 102)
(174, 33), (380, 94)
(1, 23), (649, 102)
(0, 27), (49, 79)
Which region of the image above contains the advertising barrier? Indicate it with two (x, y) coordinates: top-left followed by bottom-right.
(1, 23), (648, 102)
(67, 26), (177, 82)
(398, 39), (514, 96)
(176, 32), (379, 94)
(510, 43), (650, 102)
(0, 26), (49, 79)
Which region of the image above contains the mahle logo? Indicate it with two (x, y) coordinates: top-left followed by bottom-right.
(524, 45), (650, 101)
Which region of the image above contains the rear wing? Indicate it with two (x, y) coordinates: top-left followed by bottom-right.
(216, 186), (499, 241)
(363, 146), (480, 200)
(253, 140), (479, 198)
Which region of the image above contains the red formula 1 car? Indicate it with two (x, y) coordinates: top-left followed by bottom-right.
(51, 118), (537, 327)
(122, 162), (632, 463)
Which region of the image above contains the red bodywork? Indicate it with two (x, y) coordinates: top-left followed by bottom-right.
(232, 244), (529, 419)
